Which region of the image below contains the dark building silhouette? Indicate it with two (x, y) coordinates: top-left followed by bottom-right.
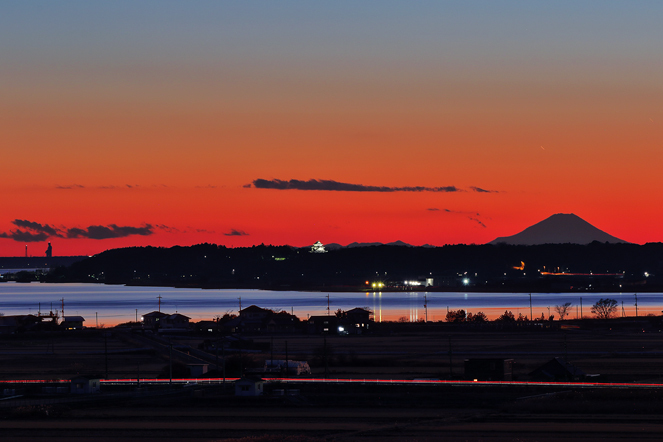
(45, 242), (53, 258)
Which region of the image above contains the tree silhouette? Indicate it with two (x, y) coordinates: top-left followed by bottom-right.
(554, 302), (573, 320)
(467, 312), (487, 322)
(591, 298), (618, 319)
(495, 310), (515, 322)
(445, 309), (466, 323)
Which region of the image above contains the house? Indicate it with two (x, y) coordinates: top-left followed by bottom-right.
(331, 308), (373, 334)
(61, 316), (85, 330)
(195, 320), (219, 334)
(530, 357), (586, 382)
(235, 376), (264, 396)
(464, 358), (514, 381)
(344, 308), (372, 328)
(224, 306), (299, 334)
(238, 305), (272, 333)
(142, 311), (168, 329)
(0, 315), (40, 334)
(162, 313), (190, 329)
(266, 313), (299, 333)
(70, 376), (101, 394)
(308, 315), (339, 334)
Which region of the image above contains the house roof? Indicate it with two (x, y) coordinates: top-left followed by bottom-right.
(240, 305), (271, 314)
(346, 308), (371, 314)
(143, 311), (168, 318)
(167, 313), (190, 320)
(63, 316), (85, 322)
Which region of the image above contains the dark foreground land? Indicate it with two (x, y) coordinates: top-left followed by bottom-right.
(3, 321), (663, 440)
(30, 242), (663, 292)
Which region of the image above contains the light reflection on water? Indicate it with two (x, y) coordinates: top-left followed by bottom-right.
(0, 282), (661, 326)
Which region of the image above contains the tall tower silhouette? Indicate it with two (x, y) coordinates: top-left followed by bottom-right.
(45, 242), (52, 258)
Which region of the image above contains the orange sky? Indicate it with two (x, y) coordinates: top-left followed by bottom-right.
(1, 2), (662, 256)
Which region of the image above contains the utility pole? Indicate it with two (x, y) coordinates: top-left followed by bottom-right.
(424, 294), (428, 323)
(157, 295), (162, 312)
(326, 294), (330, 316)
(529, 293), (532, 321)
(580, 297), (582, 319)
(635, 293), (638, 317)
(238, 296), (242, 313)
(60, 298), (65, 317)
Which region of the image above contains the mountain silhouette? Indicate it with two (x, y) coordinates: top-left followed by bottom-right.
(488, 213), (628, 245)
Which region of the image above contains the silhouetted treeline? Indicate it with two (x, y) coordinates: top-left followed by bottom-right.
(43, 242), (663, 292)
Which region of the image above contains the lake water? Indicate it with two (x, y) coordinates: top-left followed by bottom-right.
(0, 282), (661, 326)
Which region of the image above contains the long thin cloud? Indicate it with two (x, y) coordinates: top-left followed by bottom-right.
(66, 224), (154, 240)
(470, 186), (499, 193)
(12, 219), (61, 237)
(224, 229), (249, 236)
(251, 179), (461, 193)
(0, 219), (155, 242)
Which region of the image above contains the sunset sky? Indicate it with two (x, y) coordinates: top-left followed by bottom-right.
(2, 1), (662, 257)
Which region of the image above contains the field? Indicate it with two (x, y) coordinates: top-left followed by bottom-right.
(2, 319), (663, 440)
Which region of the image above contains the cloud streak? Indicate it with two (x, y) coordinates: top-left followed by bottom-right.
(66, 224), (154, 240)
(12, 219), (61, 237)
(0, 219), (155, 242)
(251, 179), (461, 193)
(470, 186), (499, 193)
(55, 184), (85, 189)
(469, 217), (487, 228)
(224, 229), (249, 236)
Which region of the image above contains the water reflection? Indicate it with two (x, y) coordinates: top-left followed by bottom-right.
(1, 283), (663, 325)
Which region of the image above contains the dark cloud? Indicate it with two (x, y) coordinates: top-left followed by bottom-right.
(470, 186), (499, 193)
(427, 208), (440, 211)
(0, 220), (155, 242)
(55, 184), (85, 189)
(12, 219), (61, 237)
(155, 224), (182, 234)
(3, 230), (49, 242)
(469, 217), (487, 228)
(224, 229), (249, 236)
(66, 224), (154, 240)
(252, 179), (461, 193)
